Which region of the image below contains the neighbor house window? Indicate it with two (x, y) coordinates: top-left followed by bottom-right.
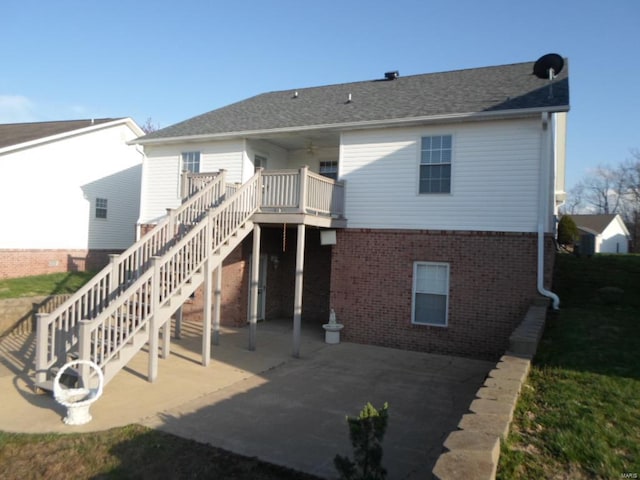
(181, 151), (200, 173)
(319, 161), (338, 180)
(95, 198), (108, 219)
(419, 135), (452, 193)
(412, 262), (449, 326)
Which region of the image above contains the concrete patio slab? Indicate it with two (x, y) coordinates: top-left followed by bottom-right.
(0, 319), (493, 479)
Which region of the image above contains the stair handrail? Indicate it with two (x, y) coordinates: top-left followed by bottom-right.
(35, 170), (228, 384)
(75, 171), (262, 380)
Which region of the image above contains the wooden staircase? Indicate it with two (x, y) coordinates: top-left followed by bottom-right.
(35, 170), (260, 390)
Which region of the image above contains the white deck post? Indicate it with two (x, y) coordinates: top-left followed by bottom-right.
(249, 224), (261, 351)
(35, 313), (49, 385)
(161, 320), (170, 359)
(213, 265), (222, 346)
(202, 267), (213, 365)
(108, 254), (119, 296)
(78, 319), (92, 387)
(180, 170), (189, 200)
(298, 166), (309, 213)
(293, 223), (306, 358)
(148, 256), (160, 382)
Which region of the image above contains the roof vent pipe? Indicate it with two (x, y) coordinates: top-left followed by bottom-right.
(384, 71), (399, 80)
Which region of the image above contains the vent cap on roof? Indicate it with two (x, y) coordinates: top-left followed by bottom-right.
(384, 71), (399, 80)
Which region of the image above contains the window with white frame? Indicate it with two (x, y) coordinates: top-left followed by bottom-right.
(254, 154), (267, 172)
(319, 161), (338, 180)
(95, 198), (108, 219)
(412, 262), (449, 326)
(181, 151), (200, 173)
(419, 135), (452, 193)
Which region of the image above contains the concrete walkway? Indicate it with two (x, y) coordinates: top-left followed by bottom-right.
(0, 319), (493, 479)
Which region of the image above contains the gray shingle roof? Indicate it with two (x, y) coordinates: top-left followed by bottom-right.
(0, 118), (119, 150)
(569, 214), (619, 235)
(140, 58), (569, 142)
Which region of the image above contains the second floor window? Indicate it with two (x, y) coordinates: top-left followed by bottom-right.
(95, 198), (108, 219)
(319, 161), (338, 180)
(181, 151), (200, 173)
(419, 135), (452, 194)
(254, 154), (267, 172)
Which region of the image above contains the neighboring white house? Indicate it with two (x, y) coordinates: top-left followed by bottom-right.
(571, 214), (630, 254)
(130, 56), (569, 360)
(0, 118), (144, 278)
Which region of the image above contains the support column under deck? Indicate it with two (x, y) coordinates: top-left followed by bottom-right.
(293, 223), (306, 358)
(202, 256), (213, 366)
(248, 224), (261, 351)
(213, 265), (222, 346)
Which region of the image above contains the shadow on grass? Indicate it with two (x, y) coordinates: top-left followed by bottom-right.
(50, 271), (96, 296)
(536, 254), (640, 380)
(97, 426), (322, 480)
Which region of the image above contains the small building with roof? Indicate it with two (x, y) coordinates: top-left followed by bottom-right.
(570, 214), (630, 254)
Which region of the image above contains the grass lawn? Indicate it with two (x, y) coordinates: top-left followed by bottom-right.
(0, 271), (95, 299)
(0, 425), (322, 480)
(497, 254), (640, 479)
(0, 272), (323, 479)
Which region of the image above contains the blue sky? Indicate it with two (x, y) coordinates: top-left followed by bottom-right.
(1, 0), (638, 190)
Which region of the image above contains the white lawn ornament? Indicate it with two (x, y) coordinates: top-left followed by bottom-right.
(322, 309), (344, 344)
(53, 359), (104, 426)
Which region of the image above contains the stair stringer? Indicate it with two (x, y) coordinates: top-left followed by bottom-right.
(100, 220), (255, 385)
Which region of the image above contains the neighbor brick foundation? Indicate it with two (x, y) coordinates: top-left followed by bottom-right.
(330, 229), (555, 360)
(0, 249), (120, 279)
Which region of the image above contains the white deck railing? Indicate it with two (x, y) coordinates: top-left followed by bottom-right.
(76, 172), (262, 376)
(261, 166), (345, 216)
(35, 167), (344, 387)
(35, 170), (228, 384)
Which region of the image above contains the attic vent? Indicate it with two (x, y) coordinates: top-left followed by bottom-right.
(384, 71), (399, 80)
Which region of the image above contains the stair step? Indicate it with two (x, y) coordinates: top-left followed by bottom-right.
(38, 191), (255, 388)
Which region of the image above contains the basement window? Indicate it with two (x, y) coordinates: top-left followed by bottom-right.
(412, 262), (449, 326)
(95, 198), (108, 219)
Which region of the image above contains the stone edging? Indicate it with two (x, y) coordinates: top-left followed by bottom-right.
(432, 302), (548, 479)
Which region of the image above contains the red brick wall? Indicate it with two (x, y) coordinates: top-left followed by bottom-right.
(181, 243), (248, 327)
(330, 229), (555, 360)
(263, 227), (331, 324)
(181, 226), (331, 327)
(0, 249), (120, 279)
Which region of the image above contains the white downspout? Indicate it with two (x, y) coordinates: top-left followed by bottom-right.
(538, 112), (560, 309)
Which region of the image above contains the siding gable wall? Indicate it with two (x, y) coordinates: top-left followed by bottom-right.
(341, 118), (542, 232)
(139, 140), (244, 224)
(0, 122), (142, 249)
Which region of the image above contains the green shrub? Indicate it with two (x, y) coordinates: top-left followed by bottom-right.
(334, 402), (389, 480)
(558, 215), (579, 246)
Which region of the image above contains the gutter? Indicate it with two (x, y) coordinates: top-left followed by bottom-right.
(538, 112), (560, 309)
